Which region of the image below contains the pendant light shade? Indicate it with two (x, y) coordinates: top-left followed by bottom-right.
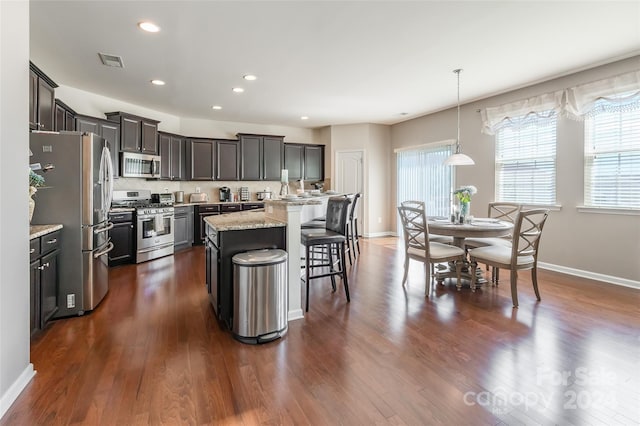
(444, 69), (474, 166)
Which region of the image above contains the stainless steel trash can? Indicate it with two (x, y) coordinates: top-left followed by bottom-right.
(232, 249), (288, 344)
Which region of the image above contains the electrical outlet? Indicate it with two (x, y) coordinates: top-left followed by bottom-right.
(67, 294), (75, 308)
(195, 187), (201, 193)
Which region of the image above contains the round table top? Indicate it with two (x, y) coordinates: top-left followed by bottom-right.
(427, 217), (513, 239)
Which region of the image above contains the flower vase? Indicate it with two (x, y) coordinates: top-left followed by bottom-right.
(29, 196), (35, 223)
(460, 200), (470, 220)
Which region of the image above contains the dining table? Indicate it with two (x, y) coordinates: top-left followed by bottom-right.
(427, 217), (514, 287)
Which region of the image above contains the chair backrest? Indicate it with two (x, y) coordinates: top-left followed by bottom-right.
(401, 200), (425, 210)
(325, 196), (352, 235)
(348, 193), (361, 221)
(397, 205), (429, 257)
(510, 209), (549, 268)
(488, 202), (521, 223)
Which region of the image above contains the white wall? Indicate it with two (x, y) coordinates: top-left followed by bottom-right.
(391, 56), (640, 284)
(0, 0), (35, 418)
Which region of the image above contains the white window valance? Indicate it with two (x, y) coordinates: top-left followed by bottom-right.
(565, 70), (640, 119)
(480, 91), (564, 135)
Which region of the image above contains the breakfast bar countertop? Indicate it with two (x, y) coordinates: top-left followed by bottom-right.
(204, 210), (286, 232)
(30, 224), (63, 240)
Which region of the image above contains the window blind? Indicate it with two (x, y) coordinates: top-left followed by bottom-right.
(584, 97), (640, 209)
(397, 145), (453, 232)
(495, 113), (557, 204)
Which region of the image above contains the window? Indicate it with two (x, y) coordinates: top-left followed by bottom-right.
(396, 144), (453, 227)
(495, 112), (557, 204)
(584, 96), (640, 209)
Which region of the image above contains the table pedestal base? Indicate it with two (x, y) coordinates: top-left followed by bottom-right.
(434, 261), (488, 289)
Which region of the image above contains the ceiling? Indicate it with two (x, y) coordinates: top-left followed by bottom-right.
(30, 1), (640, 129)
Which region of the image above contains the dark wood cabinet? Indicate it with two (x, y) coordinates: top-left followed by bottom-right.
(108, 212), (135, 267)
(174, 205), (194, 251)
(284, 143), (325, 182)
(159, 132), (185, 180)
(30, 230), (60, 337)
(54, 99), (75, 131)
(29, 62), (58, 131)
(238, 134), (284, 181)
(75, 114), (121, 178)
(186, 138), (215, 180)
(105, 112), (160, 155)
(216, 140), (240, 181)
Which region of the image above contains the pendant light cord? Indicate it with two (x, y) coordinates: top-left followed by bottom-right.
(454, 68), (462, 154)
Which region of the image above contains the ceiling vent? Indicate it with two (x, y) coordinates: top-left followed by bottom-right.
(98, 53), (124, 68)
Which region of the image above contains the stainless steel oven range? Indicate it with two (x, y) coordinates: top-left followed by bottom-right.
(111, 189), (175, 263)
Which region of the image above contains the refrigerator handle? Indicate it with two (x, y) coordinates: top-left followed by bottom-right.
(94, 222), (114, 234)
(94, 242), (114, 258)
(101, 145), (114, 211)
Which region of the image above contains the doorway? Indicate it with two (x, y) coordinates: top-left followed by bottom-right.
(335, 150), (364, 235)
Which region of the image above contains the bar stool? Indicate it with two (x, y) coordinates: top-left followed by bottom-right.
(300, 196), (352, 312)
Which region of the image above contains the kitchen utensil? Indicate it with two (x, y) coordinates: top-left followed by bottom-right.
(190, 192), (209, 203)
(174, 191), (184, 203)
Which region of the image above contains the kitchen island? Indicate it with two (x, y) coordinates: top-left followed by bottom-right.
(204, 194), (336, 324)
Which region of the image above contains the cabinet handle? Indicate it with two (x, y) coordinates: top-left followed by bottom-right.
(130, 225), (134, 229)
(46, 238), (57, 244)
(38, 262), (50, 270)
(30, 248), (35, 254)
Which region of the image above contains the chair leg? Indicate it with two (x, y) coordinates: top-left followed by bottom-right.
(327, 244), (336, 292)
(402, 256), (409, 285)
(425, 261), (431, 297)
(354, 218), (361, 254)
(340, 241), (350, 302)
(469, 261), (477, 291)
(494, 267), (500, 285)
(305, 245), (311, 312)
(510, 270), (519, 308)
(350, 219), (358, 260)
(531, 266), (541, 301)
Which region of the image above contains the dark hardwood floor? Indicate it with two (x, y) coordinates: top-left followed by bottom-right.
(3, 239), (639, 425)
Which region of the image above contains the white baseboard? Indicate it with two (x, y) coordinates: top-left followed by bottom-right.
(0, 364), (35, 419)
(363, 231), (396, 238)
(538, 262), (640, 289)
(288, 308), (304, 321)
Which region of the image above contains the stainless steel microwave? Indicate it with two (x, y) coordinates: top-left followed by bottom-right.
(121, 152), (161, 178)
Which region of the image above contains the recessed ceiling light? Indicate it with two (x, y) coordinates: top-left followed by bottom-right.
(232, 87), (244, 93)
(243, 74), (257, 81)
(138, 21), (160, 33)
(150, 79), (165, 86)
(300, 116), (309, 120)
(212, 105), (222, 110)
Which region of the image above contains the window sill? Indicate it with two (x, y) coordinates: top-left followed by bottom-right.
(521, 203), (562, 212)
(577, 206), (640, 216)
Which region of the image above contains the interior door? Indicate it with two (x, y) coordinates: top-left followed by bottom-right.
(336, 150), (364, 232)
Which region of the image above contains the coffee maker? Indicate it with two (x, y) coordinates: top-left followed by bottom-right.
(219, 186), (231, 202)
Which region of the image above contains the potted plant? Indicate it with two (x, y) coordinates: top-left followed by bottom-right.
(29, 169), (45, 222)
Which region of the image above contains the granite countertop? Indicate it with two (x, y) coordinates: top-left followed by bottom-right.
(204, 210), (286, 231)
(265, 193), (342, 206)
(30, 224), (63, 240)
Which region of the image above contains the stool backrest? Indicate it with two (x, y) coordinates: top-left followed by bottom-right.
(326, 196), (352, 235)
(348, 193), (361, 221)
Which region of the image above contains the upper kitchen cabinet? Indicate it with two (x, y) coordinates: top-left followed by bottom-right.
(238, 134), (284, 181)
(54, 99), (75, 131)
(75, 114), (121, 177)
(284, 143), (325, 182)
(158, 131), (185, 180)
(216, 139), (240, 181)
(105, 112), (160, 155)
(29, 62), (58, 131)
(186, 138), (215, 180)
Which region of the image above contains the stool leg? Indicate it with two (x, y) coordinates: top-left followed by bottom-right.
(350, 219), (358, 260)
(327, 243), (336, 292)
(340, 241), (350, 302)
(305, 244), (311, 312)
(345, 223), (353, 265)
(354, 218), (361, 254)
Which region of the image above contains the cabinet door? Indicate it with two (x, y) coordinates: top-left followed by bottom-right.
(171, 137), (185, 180)
(141, 120), (158, 154)
(174, 213), (189, 249)
(304, 145), (324, 181)
(158, 133), (171, 179)
(37, 79), (55, 131)
(40, 249), (59, 327)
(54, 103), (66, 132)
(284, 144), (304, 181)
(30, 259), (41, 337)
(65, 110), (75, 131)
(99, 121), (120, 178)
(263, 137), (283, 181)
(240, 136), (262, 180)
(29, 70), (38, 129)
(108, 222), (134, 266)
(188, 139), (215, 180)
(121, 117), (141, 152)
(75, 115), (100, 135)
(216, 140), (240, 180)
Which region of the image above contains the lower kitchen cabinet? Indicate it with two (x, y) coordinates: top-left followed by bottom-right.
(174, 205), (194, 251)
(30, 230), (61, 336)
(108, 211), (135, 266)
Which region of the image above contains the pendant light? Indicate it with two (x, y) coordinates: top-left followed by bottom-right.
(443, 69), (475, 166)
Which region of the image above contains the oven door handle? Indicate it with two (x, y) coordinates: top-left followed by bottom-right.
(94, 222), (114, 234)
(94, 242), (114, 258)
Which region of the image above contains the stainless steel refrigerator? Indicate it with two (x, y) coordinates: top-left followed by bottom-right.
(30, 131), (114, 317)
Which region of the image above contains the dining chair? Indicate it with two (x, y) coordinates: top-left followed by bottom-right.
(468, 208), (549, 307)
(400, 200), (451, 244)
(301, 197), (352, 312)
(397, 205), (465, 297)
